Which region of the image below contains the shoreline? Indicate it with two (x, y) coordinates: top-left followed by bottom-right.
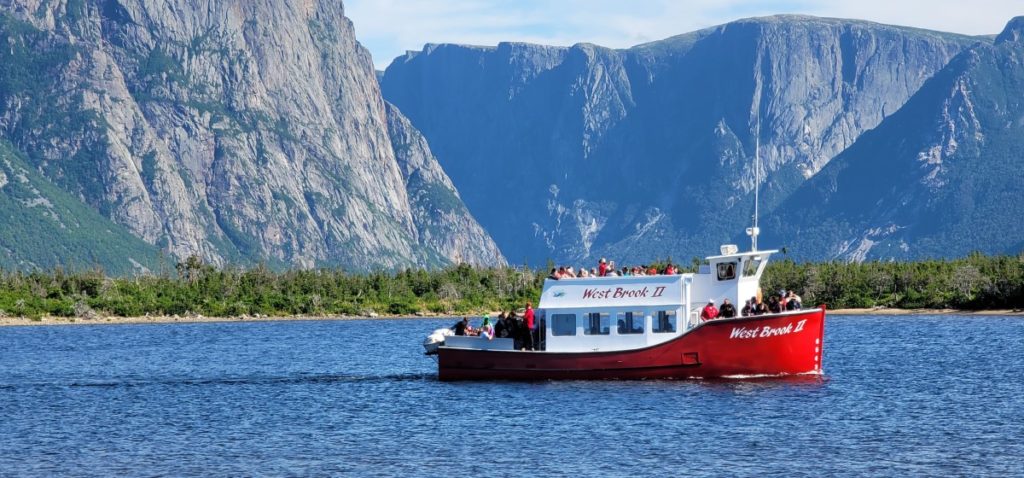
(828, 308), (1024, 316)
(1, 308), (1022, 327)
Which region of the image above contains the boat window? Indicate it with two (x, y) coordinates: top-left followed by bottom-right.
(743, 256), (762, 277)
(716, 262), (737, 281)
(551, 314), (577, 336)
(583, 312), (611, 335)
(652, 310), (677, 333)
(616, 311), (645, 335)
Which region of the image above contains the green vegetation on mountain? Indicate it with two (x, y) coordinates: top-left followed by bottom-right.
(0, 142), (164, 274)
(0, 254), (1020, 320)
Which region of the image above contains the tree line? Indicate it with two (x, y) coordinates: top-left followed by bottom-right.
(0, 253), (1021, 320)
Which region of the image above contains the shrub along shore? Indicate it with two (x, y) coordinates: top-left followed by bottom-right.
(0, 254), (1022, 323)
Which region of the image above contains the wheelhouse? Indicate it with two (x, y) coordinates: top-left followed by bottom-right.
(535, 248), (778, 353)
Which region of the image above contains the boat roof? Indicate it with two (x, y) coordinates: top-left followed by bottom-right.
(539, 275), (686, 310)
(704, 249), (778, 261)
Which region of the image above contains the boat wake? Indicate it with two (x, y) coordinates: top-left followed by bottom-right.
(717, 370), (825, 380)
(0, 372), (435, 390)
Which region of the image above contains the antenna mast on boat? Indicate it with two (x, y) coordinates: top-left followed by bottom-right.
(748, 118), (761, 252)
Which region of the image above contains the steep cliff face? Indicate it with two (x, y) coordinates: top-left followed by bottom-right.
(0, 0), (503, 270)
(382, 16), (979, 264)
(385, 102), (505, 266)
(763, 17), (1024, 260)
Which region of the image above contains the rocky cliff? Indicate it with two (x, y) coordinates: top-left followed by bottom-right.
(0, 0), (504, 270)
(382, 16), (982, 264)
(763, 17), (1024, 260)
(385, 102), (504, 266)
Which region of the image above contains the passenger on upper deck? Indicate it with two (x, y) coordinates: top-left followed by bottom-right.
(741, 299), (752, 317)
(701, 299), (719, 321)
(664, 262), (676, 275)
(718, 298), (737, 318)
(598, 258), (608, 277)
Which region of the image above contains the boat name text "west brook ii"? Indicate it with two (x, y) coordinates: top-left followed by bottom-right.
(580, 286), (668, 300)
(729, 319), (808, 340)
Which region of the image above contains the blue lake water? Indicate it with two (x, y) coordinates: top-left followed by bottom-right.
(1, 315), (1022, 476)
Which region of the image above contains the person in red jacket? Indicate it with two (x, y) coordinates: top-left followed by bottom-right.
(700, 299), (719, 321)
(664, 262), (676, 275)
(598, 258), (608, 277)
(523, 302), (536, 350)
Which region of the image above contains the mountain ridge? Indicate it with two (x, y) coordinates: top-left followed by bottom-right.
(762, 16), (1024, 260)
(381, 14), (986, 264)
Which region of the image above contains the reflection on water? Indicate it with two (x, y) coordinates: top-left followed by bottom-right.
(1, 316), (1022, 476)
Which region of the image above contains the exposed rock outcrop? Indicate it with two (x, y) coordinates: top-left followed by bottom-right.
(0, 0), (504, 269)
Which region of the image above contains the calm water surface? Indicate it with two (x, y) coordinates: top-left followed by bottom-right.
(1, 316), (1022, 476)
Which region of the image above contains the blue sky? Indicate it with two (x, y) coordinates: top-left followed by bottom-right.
(345, 0), (1021, 69)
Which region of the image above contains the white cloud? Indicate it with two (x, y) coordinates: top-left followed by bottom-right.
(345, 0), (1021, 69)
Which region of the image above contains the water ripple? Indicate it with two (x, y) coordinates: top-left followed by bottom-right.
(0, 316), (1022, 476)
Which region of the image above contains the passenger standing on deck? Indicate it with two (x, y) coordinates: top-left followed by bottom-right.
(503, 311), (517, 339)
(701, 299), (719, 321)
(718, 298), (737, 318)
(753, 296), (768, 315)
(768, 295), (782, 314)
(787, 291), (803, 310)
(523, 302), (536, 350)
(598, 258), (608, 277)
(494, 311), (507, 338)
(454, 317), (469, 335)
(480, 316), (494, 340)
(741, 300), (752, 317)
(664, 262), (676, 275)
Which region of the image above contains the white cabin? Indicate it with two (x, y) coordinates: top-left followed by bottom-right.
(535, 249), (777, 352)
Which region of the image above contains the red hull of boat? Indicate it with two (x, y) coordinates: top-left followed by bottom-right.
(437, 307), (826, 380)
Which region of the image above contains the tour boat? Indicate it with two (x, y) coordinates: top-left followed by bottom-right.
(423, 244), (826, 381)
(424, 127), (824, 380)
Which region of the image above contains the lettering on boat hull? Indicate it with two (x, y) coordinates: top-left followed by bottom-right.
(729, 319), (807, 340)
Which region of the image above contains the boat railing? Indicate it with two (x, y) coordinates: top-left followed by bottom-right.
(687, 305), (702, 331)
